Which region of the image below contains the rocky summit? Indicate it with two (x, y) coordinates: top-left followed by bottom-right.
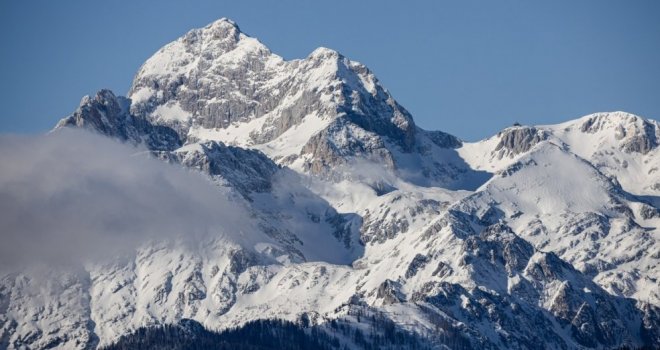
(2, 18), (659, 350)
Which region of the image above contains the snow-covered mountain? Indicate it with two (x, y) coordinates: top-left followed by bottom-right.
(2, 18), (659, 349)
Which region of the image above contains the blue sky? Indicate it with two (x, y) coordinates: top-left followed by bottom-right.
(1, 0), (658, 140)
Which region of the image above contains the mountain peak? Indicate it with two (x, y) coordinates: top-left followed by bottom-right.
(569, 112), (659, 154)
(209, 17), (239, 28)
(204, 17), (242, 40)
(308, 47), (342, 61)
(581, 110), (635, 123)
(126, 19), (426, 169)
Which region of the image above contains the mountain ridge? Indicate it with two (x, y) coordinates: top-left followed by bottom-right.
(2, 18), (659, 350)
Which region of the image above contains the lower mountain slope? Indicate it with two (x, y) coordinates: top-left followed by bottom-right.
(3, 101), (658, 349)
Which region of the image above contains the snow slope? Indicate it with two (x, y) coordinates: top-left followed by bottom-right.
(2, 18), (659, 350)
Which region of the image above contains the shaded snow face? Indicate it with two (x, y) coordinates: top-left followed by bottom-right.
(0, 129), (253, 265)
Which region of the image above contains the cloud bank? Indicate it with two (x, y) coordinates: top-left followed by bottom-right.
(0, 129), (254, 265)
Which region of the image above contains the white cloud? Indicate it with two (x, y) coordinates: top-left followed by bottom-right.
(0, 129), (254, 265)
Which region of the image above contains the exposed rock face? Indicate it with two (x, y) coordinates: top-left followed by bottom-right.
(580, 112), (659, 154)
(461, 223), (534, 278)
(161, 141), (280, 198)
(494, 126), (548, 157)
(621, 119), (659, 154)
(376, 279), (405, 305)
(123, 18), (476, 187)
(407, 214), (658, 350)
(639, 203), (660, 219)
(405, 254), (430, 278)
(299, 118), (397, 177)
(128, 19), (278, 134)
(57, 89), (181, 151)
(424, 129), (463, 149)
(127, 18), (416, 148)
(360, 195), (444, 244)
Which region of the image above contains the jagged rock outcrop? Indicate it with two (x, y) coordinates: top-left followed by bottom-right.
(123, 18), (479, 188)
(160, 141), (280, 198)
(580, 112), (659, 154)
(57, 89), (181, 151)
(494, 126), (548, 157)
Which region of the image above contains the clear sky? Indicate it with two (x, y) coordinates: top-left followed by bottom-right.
(1, 0), (659, 140)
